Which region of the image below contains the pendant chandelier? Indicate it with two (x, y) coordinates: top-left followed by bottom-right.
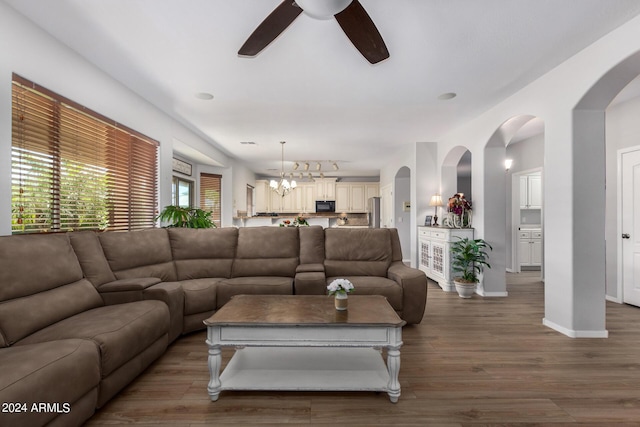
(270, 141), (297, 197)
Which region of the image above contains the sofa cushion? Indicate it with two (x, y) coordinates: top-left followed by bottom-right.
(0, 279), (103, 347)
(98, 228), (177, 281)
(168, 227), (238, 280)
(231, 227), (299, 277)
(0, 233), (85, 300)
(299, 225), (325, 264)
(16, 300), (169, 377)
(324, 228), (392, 277)
(177, 278), (220, 315)
(327, 276), (403, 310)
(69, 231), (117, 286)
(217, 277), (293, 308)
(0, 339), (99, 427)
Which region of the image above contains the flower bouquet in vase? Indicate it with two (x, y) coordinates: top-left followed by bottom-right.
(327, 278), (354, 311)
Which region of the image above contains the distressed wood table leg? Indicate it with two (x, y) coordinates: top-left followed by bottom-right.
(386, 344), (401, 403)
(206, 342), (222, 401)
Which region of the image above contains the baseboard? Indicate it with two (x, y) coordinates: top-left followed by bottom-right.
(606, 295), (623, 304)
(476, 289), (508, 297)
(542, 318), (609, 338)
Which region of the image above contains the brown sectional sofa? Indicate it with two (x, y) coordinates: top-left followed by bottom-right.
(0, 226), (426, 426)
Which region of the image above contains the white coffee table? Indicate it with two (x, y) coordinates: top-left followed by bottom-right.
(204, 294), (405, 403)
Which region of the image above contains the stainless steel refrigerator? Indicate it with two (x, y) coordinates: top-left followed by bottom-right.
(368, 197), (381, 228)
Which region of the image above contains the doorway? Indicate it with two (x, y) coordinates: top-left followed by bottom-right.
(619, 147), (640, 306)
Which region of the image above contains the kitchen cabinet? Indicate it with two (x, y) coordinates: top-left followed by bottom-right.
(519, 229), (542, 267)
(295, 183), (316, 213)
(336, 182), (379, 212)
(519, 173), (542, 209)
(418, 226), (474, 292)
(315, 178), (336, 201)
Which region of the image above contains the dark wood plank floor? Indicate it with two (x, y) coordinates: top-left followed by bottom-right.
(86, 273), (640, 426)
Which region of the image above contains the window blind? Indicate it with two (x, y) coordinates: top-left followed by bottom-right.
(200, 173), (222, 227)
(11, 74), (158, 233)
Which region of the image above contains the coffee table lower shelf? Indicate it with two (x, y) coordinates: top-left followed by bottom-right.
(216, 347), (392, 396)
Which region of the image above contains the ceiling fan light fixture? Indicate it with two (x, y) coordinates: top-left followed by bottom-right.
(295, 0), (353, 20)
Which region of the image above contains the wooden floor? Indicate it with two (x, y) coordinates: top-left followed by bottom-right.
(86, 272), (640, 426)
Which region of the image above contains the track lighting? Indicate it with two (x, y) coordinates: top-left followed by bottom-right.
(332, 162), (339, 171)
(304, 163), (310, 171)
(293, 162), (299, 170)
(316, 162), (321, 171)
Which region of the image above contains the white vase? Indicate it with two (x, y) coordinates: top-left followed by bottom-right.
(334, 292), (348, 310)
(454, 280), (476, 298)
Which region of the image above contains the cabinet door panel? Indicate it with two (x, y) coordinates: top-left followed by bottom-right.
(350, 184), (366, 212)
(335, 184), (350, 212)
(519, 239), (531, 266)
(531, 239), (542, 265)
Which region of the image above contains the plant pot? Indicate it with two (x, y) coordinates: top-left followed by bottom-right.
(454, 280), (476, 298)
(334, 292), (348, 310)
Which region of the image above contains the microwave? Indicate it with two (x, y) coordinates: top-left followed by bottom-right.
(315, 200), (336, 212)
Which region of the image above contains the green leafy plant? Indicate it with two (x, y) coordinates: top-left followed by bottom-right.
(279, 216), (309, 227)
(450, 237), (492, 283)
(156, 205), (216, 228)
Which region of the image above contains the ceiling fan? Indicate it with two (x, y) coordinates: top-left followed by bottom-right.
(238, 0), (389, 64)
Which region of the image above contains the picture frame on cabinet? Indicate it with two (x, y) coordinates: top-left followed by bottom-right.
(424, 215), (433, 226)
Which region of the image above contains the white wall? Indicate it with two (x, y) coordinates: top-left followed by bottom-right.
(0, 2), (228, 235)
(380, 142), (438, 267)
(394, 14), (640, 336)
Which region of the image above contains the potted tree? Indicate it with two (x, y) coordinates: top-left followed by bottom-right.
(156, 205), (216, 228)
(450, 237), (492, 298)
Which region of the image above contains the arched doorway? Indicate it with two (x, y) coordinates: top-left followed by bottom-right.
(542, 51), (640, 337)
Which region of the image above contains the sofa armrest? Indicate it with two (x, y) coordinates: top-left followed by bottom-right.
(295, 262), (327, 295)
(96, 278), (162, 306)
(97, 277), (162, 292)
(296, 263), (325, 273)
(387, 261), (427, 324)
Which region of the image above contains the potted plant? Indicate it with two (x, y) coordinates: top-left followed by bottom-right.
(156, 205), (216, 228)
(450, 237), (492, 298)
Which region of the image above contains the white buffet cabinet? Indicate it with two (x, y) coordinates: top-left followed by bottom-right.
(418, 226), (474, 292)
(518, 228), (542, 268)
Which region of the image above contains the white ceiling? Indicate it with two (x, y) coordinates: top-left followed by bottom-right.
(6, 0), (640, 178)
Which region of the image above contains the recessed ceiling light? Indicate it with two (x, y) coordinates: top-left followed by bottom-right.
(195, 92), (214, 100)
(437, 92), (457, 100)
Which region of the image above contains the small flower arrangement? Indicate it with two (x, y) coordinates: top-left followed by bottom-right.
(327, 278), (354, 296)
(447, 193), (472, 215)
(280, 216), (309, 227)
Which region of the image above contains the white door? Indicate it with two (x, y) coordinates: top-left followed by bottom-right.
(622, 149), (640, 306)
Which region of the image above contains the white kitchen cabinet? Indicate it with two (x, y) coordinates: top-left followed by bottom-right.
(519, 173), (542, 209)
(365, 183), (380, 200)
(519, 229), (542, 267)
(315, 178), (336, 201)
(336, 182), (376, 212)
(255, 180), (271, 212)
(295, 183), (316, 213)
(418, 226), (474, 292)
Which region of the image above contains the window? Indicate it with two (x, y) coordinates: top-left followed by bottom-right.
(11, 74), (158, 233)
(200, 173), (221, 227)
(172, 176), (193, 208)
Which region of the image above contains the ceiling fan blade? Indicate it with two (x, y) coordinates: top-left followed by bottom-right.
(238, 1), (303, 57)
(335, 0), (389, 64)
